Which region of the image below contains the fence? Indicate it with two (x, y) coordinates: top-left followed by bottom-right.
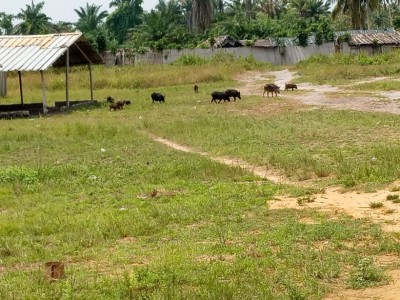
(103, 42), (353, 67)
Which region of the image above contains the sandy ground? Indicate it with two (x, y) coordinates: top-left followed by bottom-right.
(146, 69), (400, 299)
(237, 69), (400, 114)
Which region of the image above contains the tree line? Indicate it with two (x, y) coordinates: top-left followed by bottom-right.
(1, 0), (400, 52)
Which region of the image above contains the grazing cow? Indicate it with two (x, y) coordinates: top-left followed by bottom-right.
(225, 89), (241, 101)
(106, 96), (115, 103)
(194, 84), (199, 93)
(285, 83), (298, 91)
(263, 84), (280, 97)
(151, 92), (165, 103)
(123, 100), (131, 105)
(211, 91), (230, 103)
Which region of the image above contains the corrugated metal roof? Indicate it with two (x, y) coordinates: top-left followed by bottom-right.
(0, 32), (104, 72)
(252, 39), (278, 48)
(347, 30), (400, 46)
(213, 35), (243, 48)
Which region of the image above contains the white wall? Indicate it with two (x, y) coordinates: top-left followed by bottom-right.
(101, 42), (387, 67)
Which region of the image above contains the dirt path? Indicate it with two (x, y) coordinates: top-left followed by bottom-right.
(146, 132), (292, 185)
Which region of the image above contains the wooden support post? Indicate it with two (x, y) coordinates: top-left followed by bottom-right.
(88, 63), (93, 101)
(0, 71), (6, 97)
(18, 71), (24, 106)
(74, 43), (95, 102)
(40, 71), (47, 115)
(65, 48), (70, 108)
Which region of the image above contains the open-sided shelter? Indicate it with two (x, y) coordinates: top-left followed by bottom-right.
(0, 32), (104, 114)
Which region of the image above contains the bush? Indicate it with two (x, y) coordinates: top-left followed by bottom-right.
(173, 54), (208, 66)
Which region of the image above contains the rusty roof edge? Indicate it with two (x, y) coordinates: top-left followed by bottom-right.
(0, 32), (104, 72)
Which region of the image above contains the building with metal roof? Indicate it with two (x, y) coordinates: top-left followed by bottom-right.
(0, 32), (104, 115)
(348, 31), (400, 47)
(334, 29), (400, 55)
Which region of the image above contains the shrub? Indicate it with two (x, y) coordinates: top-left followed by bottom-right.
(173, 54), (208, 66)
(386, 194), (399, 201)
(369, 202), (384, 209)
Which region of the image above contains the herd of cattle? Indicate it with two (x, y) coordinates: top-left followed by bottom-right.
(107, 82), (297, 110)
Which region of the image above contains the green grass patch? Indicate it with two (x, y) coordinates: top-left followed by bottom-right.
(1, 61), (400, 298)
(296, 50), (400, 85)
(346, 79), (400, 91)
(347, 257), (388, 289)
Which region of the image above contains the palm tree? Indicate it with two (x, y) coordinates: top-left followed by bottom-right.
(243, 0), (258, 20)
(180, 0), (194, 29)
(49, 21), (74, 33)
(0, 13), (14, 35)
(330, 0), (380, 29)
(213, 0), (225, 14)
(225, 0), (245, 17)
(131, 0), (188, 50)
(290, 0), (330, 21)
(107, 0), (144, 44)
(15, 1), (52, 34)
(260, 0), (278, 17)
(159, 0), (185, 23)
(192, 0), (213, 33)
(74, 3), (108, 35)
(259, 0), (288, 18)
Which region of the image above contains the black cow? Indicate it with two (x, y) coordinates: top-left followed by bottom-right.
(211, 91), (230, 103)
(151, 92), (165, 103)
(225, 89), (241, 101)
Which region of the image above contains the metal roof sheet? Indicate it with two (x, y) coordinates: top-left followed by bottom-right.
(252, 39), (278, 48)
(347, 30), (400, 46)
(0, 32), (104, 72)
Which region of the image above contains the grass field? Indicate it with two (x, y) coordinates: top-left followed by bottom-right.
(1, 53), (400, 299)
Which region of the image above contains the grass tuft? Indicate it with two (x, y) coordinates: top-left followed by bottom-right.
(347, 257), (388, 289)
(369, 202), (384, 209)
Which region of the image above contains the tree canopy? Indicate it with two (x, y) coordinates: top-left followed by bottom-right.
(0, 0), (397, 51)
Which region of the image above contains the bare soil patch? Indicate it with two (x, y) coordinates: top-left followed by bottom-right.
(270, 185), (400, 232)
(195, 254), (236, 263)
(325, 269), (400, 300)
(236, 69), (400, 115)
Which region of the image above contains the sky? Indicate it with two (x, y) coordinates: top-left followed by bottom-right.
(1, 0), (159, 23)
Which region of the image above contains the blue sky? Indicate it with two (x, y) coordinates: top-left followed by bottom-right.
(2, 0), (159, 23)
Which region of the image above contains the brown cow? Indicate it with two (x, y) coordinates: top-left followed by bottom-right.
(194, 84), (199, 93)
(263, 84), (280, 97)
